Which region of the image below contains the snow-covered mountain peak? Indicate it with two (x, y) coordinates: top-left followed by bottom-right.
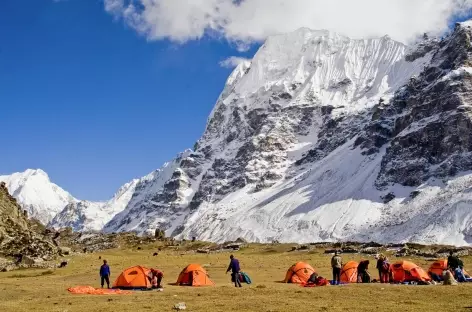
(23, 168), (48, 177)
(8, 22), (472, 247)
(0, 169), (76, 224)
(227, 28), (429, 114)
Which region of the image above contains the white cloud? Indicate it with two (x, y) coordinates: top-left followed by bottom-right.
(219, 56), (251, 68)
(104, 0), (472, 45)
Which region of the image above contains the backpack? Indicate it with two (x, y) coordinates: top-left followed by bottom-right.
(240, 272), (252, 284)
(382, 261), (390, 273)
(315, 277), (330, 286)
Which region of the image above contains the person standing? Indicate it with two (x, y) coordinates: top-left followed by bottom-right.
(331, 251), (342, 285)
(100, 260), (111, 289)
(357, 260), (370, 283)
(376, 254), (390, 283)
(380, 255), (391, 283)
(226, 255), (242, 287)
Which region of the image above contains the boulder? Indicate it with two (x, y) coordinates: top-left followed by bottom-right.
(1, 264), (16, 272)
(22, 255), (43, 266)
(60, 247), (72, 255)
(174, 302), (187, 310)
(196, 249), (210, 254)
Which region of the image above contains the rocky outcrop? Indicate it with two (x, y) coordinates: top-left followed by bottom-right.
(358, 22), (472, 188)
(103, 152), (194, 235)
(0, 182), (59, 268)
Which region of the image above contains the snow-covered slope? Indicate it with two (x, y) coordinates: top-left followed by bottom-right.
(0, 169), (139, 232)
(50, 179), (139, 232)
(7, 23), (472, 247)
(103, 150), (193, 235)
(105, 28), (431, 238)
(105, 24), (472, 246)
(0, 169), (76, 224)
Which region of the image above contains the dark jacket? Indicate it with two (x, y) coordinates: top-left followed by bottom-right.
(358, 260), (369, 273)
(100, 264), (110, 277)
(227, 258), (240, 273)
(376, 259), (383, 270)
(448, 255), (460, 270)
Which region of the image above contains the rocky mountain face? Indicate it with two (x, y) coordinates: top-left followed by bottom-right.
(0, 182), (59, 264)
(103, 152), (193, 235)
(5, 23), (472, 246)
(100, 29), (431, 239)
(359, 23), (472, 188)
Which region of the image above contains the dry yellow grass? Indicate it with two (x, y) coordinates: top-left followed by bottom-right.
(1, 244), (471, 312)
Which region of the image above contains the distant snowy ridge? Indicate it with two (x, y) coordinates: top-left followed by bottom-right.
(0, 169), (139, 232)
(50, 178), (139, 232)
(0, 169), (76, 224)
(5, 23), (472, 246)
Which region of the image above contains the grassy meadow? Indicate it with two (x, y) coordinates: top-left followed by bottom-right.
(1, 243), (472, 312)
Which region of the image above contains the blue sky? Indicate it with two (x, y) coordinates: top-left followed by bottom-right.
(0, 0), (259, 200)
(1, 0), (471, 200)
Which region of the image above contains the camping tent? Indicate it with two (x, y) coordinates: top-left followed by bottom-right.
(340, 261), (359, 283)
(391, 261), (431, 283)
(428, 259), (469, 277)
(176, 264), (215, 286)
(428, 259), (448, 277)
(113, 266), (152, 289)
(283, 262), (316, 284)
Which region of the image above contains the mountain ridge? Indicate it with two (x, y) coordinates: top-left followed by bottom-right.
(4, 24), (472, 246)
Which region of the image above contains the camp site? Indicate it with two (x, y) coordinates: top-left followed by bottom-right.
(7, 2), (472, 312)
(2, 238), (472, 312)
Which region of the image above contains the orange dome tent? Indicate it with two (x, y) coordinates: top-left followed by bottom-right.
(428, 259), (469, 277)
(283, 262), (316, 284)
(113, 266), (152, 290)
(176, 264), (215, 286)
(340, 261), (359, 283)
(391, 261), (431, 283)
(428, 259), (448, 277)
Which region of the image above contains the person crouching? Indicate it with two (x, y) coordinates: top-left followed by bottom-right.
(150, 268), (164, 289)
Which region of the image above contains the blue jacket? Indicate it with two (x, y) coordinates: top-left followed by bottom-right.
(227, 258), (240, 273)
(100, 264), (110, 276)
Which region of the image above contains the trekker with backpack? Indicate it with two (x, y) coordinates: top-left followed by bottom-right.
(226, 255), (242, 287)
(331, 251), (342, 285)
(100, 260), (111, 288)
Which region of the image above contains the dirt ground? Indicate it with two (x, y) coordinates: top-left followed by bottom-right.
(1, 244), (471, 312)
